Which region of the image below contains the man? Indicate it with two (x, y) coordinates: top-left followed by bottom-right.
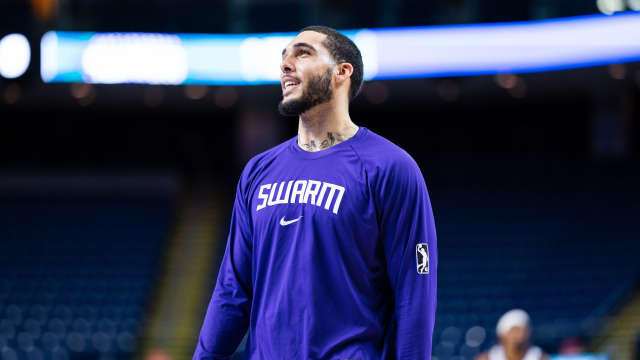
(193, 25), (437, 359)
(475, 309), (550, 360)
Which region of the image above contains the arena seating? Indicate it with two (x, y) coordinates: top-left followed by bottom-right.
(2, 162), (637, 360)
(429, 161), (640, 359)
(0, 184), (174, 360)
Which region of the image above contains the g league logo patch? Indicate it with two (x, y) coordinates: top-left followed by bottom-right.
(416, 243), (429, 274)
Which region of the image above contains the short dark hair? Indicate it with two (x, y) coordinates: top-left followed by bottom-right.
(300, 25), (364, 101)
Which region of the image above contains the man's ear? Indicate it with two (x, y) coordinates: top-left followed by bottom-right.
(334, 63), (354, 86)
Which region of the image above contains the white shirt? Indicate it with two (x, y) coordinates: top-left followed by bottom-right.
(488, 345), (544, 360)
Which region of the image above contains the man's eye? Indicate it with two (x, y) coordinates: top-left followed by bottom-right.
(298, 50), (310, 56)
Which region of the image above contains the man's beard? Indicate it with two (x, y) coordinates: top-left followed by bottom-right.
(278, 69), (333, 116)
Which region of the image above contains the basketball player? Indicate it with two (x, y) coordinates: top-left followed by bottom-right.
(475, 309), (550, 360)
(417, 245), (429, 274)
(193, 25), (438, 359)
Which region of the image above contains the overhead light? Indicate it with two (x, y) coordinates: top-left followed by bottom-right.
(184, 85), (208, 100)
(81, 33), (189, 84)
(597, 0), (626, 15)
(214, 87), (237, 108)
(628, 0), (640, 10)
(0, 33), (31, 79)
(608, 63), (626, 79)
(40, 12), (640, 84)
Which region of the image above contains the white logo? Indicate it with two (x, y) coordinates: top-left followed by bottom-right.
(416, 243), (429, 274)
(256, 179), (345, 214)
(280, 215), (303, 226)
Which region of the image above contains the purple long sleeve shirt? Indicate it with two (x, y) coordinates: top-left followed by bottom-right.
(193, 126), (437, 359)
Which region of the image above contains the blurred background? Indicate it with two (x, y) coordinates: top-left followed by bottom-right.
(1, 0), (640, 360)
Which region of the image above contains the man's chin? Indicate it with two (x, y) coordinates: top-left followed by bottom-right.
(278, 98), (309, 117)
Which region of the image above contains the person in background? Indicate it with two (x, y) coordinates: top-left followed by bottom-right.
(475, 309), (550, 360)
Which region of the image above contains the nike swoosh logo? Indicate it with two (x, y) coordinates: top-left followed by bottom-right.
(280, 215), (303, 226)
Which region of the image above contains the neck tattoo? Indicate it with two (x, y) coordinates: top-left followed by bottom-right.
(298, 131), (349, 152)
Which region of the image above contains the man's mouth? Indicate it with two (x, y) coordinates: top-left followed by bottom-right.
(282, 77), (301, 96)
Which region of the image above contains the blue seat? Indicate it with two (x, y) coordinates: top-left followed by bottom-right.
(0, 199), (172, 360)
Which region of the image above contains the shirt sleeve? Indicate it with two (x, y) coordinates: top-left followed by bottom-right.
(376, 154), (438, 359)
(193, 171), (253, 360)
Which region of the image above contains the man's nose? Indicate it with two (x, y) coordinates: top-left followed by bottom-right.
(280, 54), (294, 73)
